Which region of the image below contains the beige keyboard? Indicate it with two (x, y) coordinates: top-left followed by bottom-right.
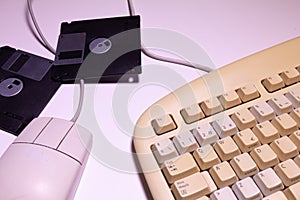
(133, 37), (300, 200)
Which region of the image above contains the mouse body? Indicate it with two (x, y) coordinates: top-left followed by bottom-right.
(0, 117), (92, 200)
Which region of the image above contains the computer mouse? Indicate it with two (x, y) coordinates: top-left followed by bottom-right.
(0, 117), (93, 200)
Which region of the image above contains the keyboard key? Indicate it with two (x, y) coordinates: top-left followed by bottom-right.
(271, 113), (298, 136)
(285, 87), (300, 108)
(214, 136), (241, 161)
(294, 155), (300, 167)
(211, 115), (238, 138)
(231, 109), (257, 130)
(201, 171), (217, 194)
(290, 107), (300, 125)
(218, 90), (241, 109)
(209, 161), (238, 188)
(200, 97), (223, 116)
(236, 84), (260, 103)
(268, 95), (293, 115)
(151, 114), (177, 135)
(250, 144), (279, 170)
(173, 131), (199, 154)
(162, 153), (199, 184)
(230, 153), (258, 179)
(253, 168), (284, 196)
(252, 121), (279, 144)
(180, 104), (205, 124)
(274, 159), (300, 186)
(262, 191), (287, 200)
(152, 138), (178, 164)
(289, 130), (300, 151)
(192, 123), (219, 146)
(262, 74), (285, 92)
(280, 68), (300, 85)
(270, 136), (298, 161)
(233, 128), (260, 153)
(284, 182), (300, 200)
(171, 173), (210, 200)
(232, 177), (263, 200)
(210, 186), (237, 200)
(193, 145), (221, 170)
(250, 101), (275, 123)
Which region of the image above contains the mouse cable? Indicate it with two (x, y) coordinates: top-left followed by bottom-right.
(127, 0), (213, 73)
(27, 0), (56, 54)
(27, 0), (85, 123)
(70, 79), (85, 122)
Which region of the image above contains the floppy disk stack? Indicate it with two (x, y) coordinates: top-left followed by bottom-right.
(51, 16), (141, 83)
(0, 15), (141, 135)
(0, 46), (60, 135)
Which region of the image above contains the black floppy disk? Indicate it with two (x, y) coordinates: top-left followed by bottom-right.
(0, 46), (60, 136)
(51, 16), (141, 83)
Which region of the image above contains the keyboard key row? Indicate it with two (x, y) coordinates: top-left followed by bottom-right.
(161, 146), (300, 186)
(151, 84), (300, 136)
(170, 160), (300, 199)
(210, 186), (299, 200)
(153, 123), (300, 166)
(180, 84), (260, 124)
(187, 84), (260, 120)
(262, 68), (300, 92)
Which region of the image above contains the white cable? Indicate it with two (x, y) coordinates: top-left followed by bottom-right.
(71, 79), (85, 122)
(27, 0), (85, 122)
(127, 0), (214, 73)
(27, 0), (56, 54)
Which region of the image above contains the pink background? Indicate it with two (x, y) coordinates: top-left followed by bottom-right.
(0, 0), (300, 199)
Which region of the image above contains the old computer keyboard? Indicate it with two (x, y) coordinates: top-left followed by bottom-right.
(133, 37), (300, 200)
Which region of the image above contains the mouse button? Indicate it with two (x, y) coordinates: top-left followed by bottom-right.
(0, 144), (81, 200)
(34, 118), (74, 149)
(13, 117), (52, 143)
(58, 125), (92, 163)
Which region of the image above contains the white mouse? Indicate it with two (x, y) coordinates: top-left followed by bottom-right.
(0, 117), (92, 200)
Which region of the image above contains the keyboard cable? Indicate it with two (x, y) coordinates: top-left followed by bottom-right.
(126, 0), (214, 73)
